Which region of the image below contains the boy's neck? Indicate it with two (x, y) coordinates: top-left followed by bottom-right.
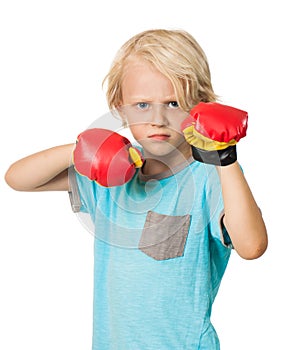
(141, 158), (169, 176)
(141, 152), (192, 177)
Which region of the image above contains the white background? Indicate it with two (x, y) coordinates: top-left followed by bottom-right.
(1, 0), (291, 349)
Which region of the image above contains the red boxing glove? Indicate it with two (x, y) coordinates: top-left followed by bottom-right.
(73, 128), (143, 187)
(181, 102), (248, 166)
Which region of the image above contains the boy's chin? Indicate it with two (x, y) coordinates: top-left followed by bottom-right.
(140, 140), (190, 161)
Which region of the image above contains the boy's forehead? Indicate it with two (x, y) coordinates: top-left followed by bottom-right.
(121, 62), (176, 103)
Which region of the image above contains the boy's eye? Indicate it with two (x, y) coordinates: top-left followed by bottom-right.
(168, 101), (179, 109)
(137, 102), (150, 110)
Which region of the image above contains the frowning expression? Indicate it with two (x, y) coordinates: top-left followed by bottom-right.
(120, 59), (191, 162)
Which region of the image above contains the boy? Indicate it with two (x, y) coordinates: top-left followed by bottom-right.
(5, 29), (267, 349)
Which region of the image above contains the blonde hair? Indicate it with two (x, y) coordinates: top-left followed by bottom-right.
(103, 29), (217, 112)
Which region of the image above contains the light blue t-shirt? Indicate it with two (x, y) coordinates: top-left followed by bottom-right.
(70, 158), (232, 350)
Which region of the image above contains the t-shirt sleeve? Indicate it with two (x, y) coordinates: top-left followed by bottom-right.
(68, 165), (99, 218)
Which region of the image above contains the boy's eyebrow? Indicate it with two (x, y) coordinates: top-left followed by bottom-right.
(127, 95), (177, 103)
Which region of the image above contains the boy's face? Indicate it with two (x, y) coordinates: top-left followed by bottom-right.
(120, 59), (192, 165)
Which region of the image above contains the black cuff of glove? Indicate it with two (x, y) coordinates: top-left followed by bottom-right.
(191, 145), (237, 166)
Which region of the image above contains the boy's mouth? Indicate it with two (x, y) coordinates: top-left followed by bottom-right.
(148, 134), (170, 141)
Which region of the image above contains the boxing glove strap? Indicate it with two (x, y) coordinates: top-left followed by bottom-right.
(191, 145), (237, 166)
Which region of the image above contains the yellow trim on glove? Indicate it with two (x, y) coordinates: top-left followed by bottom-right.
(129, 147), (143, 168)
(183, 125), (237, 151)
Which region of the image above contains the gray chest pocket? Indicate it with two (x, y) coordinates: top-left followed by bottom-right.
(139, 211), (191, 261)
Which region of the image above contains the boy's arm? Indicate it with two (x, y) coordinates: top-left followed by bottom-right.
(5, 128), (144, 192)
(219, 162), (268, 259)
(181, 102), (267, 259)
(5, 144), (74, 191)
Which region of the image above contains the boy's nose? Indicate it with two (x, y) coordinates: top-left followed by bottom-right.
(150, 104), (168, 126)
